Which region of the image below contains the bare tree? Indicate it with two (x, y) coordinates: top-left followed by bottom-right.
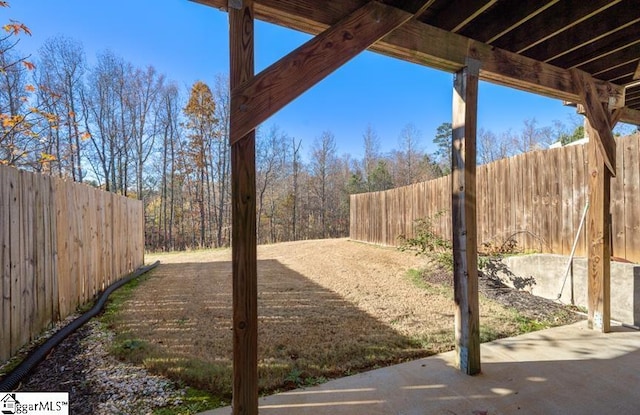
(36, 35), (87, 180)
(291, 136), (302, 240)
(392, 123), (437, 186)
(477, 128), (511, 164)
(310, 131), (338, 238)
(211, 74), (231, 247)
(83, 50), (134, 193)
(512, 118), (554, 153)
(157, 82), (181, 250)
(256, 125), (286, 243)
(129, 65), (165, 199)
(362, 124), (381, 191)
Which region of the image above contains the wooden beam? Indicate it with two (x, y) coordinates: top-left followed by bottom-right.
(193, 0), (624, 110)
(230, 1), (413, 143)
(618, 107), (640, 126)
(564, 100), (640, 126)
(585, 118), (611, 333)
(571, 69), (617, 175)
(452, 58), (481, 376)
(229, 1), (258, 414)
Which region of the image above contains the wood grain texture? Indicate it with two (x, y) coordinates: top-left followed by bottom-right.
(571, 68), (616, 175)
(22, 172), (35, 344)
(1, 166), (11, 361)
(0, 165), (144, 362)
(585, 120), (611, 332)
(452, 61), (480, 376)
(230, 1), (413, 143)
(560, 147), (574, 255)
(9, 168), (22, 356)
(622, 136), (640, 263)
(230, 0), (259, 414)
(611, 132), (626, 259)
(349, 134), (640, 262)
(196, 0), (626, 113)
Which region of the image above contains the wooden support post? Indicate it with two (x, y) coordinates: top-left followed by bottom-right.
(572, 69), (617, 333)
(585, 118), (611, 332)
(452, 58), (480, 375)
(230, 1), (258, 414)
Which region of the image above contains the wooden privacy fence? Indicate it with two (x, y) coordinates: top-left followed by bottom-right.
(350, 133), (640, 263)
(1, 165), (144, 362)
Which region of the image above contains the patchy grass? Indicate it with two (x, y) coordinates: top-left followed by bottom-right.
(100, 272), (224, 413)
(153, 387), (225, 415)
(105, 239), (577, 407)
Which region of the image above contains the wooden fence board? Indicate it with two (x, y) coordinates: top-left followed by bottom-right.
(559, 147), (573, 255)
(512, 154), (525, 250)
(497, 158), (507, 245)
(350, 133), (640, 263)
(623, 137), (640, 260)
(41, 175), (54, 326)
(22, 171), (35, 344)
(55, 180), (69, 318)
(611, 136), (626, 259)
(49, 176), (59, 322)
(550, 148), (562, 253)
(524, 151), (535, 251)
(33, 173), (47, 334)
(0, 167), (10, 361)
(0, 166), (144, 362)
(477, 164), (488, 247)
(571, 144), (587, 257)
(8, 167), (22, 356)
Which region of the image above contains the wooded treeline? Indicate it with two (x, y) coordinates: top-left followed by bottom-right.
(2, 33), (452, 250)
(3, 27), (635, 251)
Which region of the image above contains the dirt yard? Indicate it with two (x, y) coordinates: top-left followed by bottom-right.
(14, 238), (581, 413)
(107, 238), (578, 396)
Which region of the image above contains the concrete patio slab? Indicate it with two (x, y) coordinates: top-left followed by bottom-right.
(201, 321), (640, 415)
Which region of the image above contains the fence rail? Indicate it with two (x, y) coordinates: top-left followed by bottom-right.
(350, 133), (640, 262)
(1, 165), (144, 362)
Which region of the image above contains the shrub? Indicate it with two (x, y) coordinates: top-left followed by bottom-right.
(398, 212), (452, 269)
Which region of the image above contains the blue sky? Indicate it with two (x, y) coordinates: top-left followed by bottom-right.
(5, 0), (585, 158)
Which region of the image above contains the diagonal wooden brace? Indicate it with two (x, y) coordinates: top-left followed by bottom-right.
(230, 1), (414, 144)
(570, 68), (617, 176)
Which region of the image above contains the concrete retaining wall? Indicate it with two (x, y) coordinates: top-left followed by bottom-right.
(488, 254), (640, 326)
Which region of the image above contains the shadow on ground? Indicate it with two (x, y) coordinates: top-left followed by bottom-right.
(203, 323), (640, 415)
(114, 260), (430, 395)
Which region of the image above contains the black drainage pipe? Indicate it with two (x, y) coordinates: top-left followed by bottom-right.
(0, 260), (160, 392)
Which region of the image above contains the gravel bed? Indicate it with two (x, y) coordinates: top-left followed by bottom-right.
(15, 320), (185, 415)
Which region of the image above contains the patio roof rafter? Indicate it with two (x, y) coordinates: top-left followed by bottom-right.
(197, 0), (632, 121)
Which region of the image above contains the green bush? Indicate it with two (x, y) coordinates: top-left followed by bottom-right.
(398, 212), (452, 269)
